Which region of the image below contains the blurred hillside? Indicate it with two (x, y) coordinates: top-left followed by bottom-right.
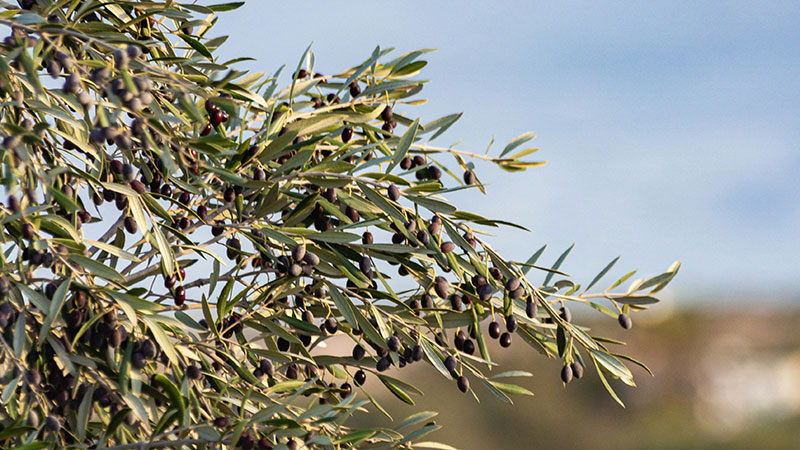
(346, 308), (800, 449)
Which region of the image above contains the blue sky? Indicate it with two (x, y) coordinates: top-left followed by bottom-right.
(205, 1), (800, 304)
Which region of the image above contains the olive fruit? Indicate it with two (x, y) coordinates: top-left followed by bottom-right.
(226, 238), (240, 260)
(132, 352), (146, 369)
(505, 277), (520, 291)
(454, 330), (466, 350)
(140, 339), (157, 359)
(210, 108), (225, 126)
(124, 216), (137, 234)
(7, 195), (20, 214)
(174, 286), (185, 306)
(213, 416), (230, 428)
(450, 293), (463, 311)
(239, 433), (255, 450)
(186, 364), (202, 379)
(361, 231), (373, 245)
(345, 206), (360, 222)
(341, 127), (353, 143)
(253, 168), (266, 181)
(488, 321), (501, 339)
(45, 415), (60, 431)
(457, 376), (469, 393)
(285, 363), (299, 379)
(415, 294), (430, 309)
(434, 277), (449, 298)
(21, 222), (34, 240)
(324, 318), (337, 334)
(561, 364), (573, 383)
(277, 337), (290, 351)
(387, 335), (401, 352)
(130, 180), (146, 195)
(499, 332), (512, 348)
(444, 355), (457, 372)
(260, 359), (274, 377)
(428, 217), (441, 235)
(27, 410), (39, 427)
(354, 369), (367, 386)
(505, 315), (518, 333)
(463, 169), (477, 185)
(526, 300), (537, 319)
(388, 184), (400, 201)
(618, 313), (632, 329)
(358, 256), (371, 276)
(349, 81), (361, 97)
(416, 229), (430, 246)
(223, 186), (235, 203)
(381, 105), (393, 122)
(462, 339), (475, 355)
(411, 345), (423, 362)
(559, 306), (572, 322)
(570, 361), (584, 379)
(440, 242), (455, 253)
(110, 327), (124, 348)
(303, 252), (320, 266)
(121, 163), (135, 182)
(478, 284), (493, 302)
(376, 356), (391, 372)
(211, 221), (224, 237)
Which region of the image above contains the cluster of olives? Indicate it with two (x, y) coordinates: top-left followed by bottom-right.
(213, 414), (306, 450)
(348, 329), (426, 386)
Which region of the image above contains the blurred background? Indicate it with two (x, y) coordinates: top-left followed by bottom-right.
(204, 1), (800, 448)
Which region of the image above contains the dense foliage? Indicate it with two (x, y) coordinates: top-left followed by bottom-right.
(0, 1), (679, 448)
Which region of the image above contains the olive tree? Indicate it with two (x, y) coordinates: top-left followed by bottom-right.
(0, 1), (679, 448)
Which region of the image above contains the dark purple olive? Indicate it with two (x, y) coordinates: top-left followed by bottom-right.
(444, 355), (457, 372)
(526, 300), (537, 319)
(354, 369), (366, 386)
(499, 332), (512, 348)
(213, 416), (229, 428)
(342, 127), (353, 143)
(349, 81), (361, 97)
(381, 105), (393, 122)
(457, 376), (469, 393)
(489, 321), (500, 339)
(376, 356), (391, 372)
(571, 361), (584, 379)
(505, 315), (518, 333)
(561, 364), (573, 383)
(186, 364), (201, 379)
(388, 184), (400, 201)
(463, 170), (477, 185)
(124, 216), (137, 234)
(174, 286), (185, 306)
